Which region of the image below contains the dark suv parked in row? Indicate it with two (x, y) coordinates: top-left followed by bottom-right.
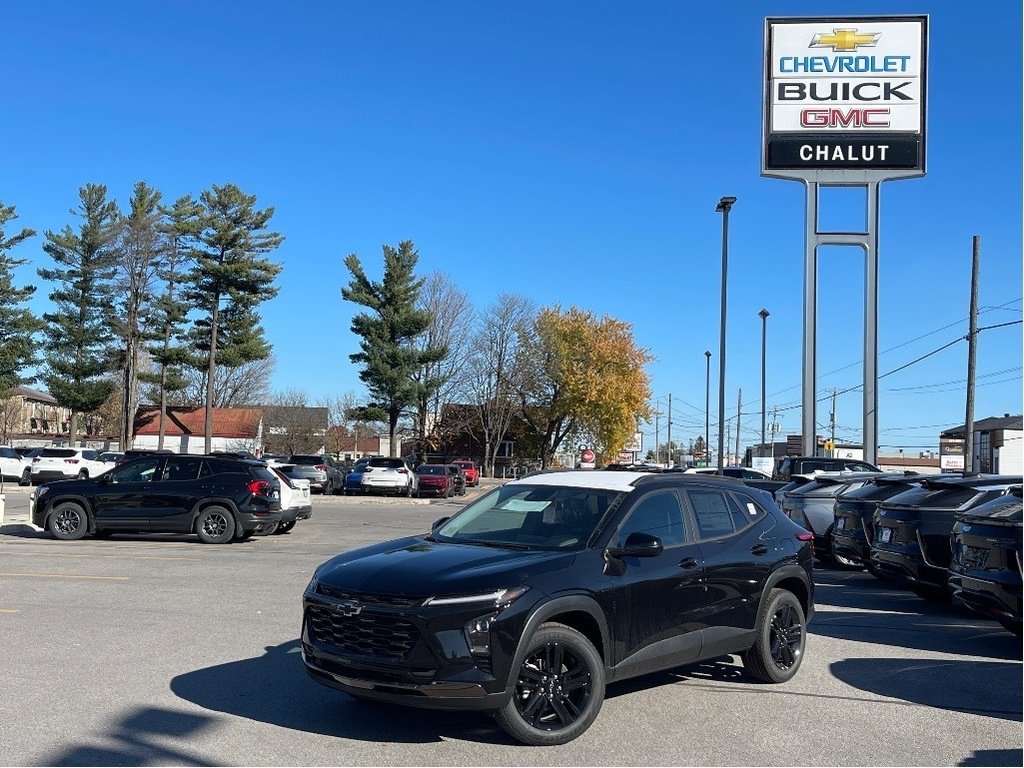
(302, 470), (814, 745)
(948, 485), (1023, 635)
(31, 454), (282, 543)
(870, 474), (1021, 600)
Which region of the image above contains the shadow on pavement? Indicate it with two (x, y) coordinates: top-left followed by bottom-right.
(40, 707), (219, 766)
(170, 639), (511, 745)
(959, 748), (1024, 767)
(830, 657), (1023, 722)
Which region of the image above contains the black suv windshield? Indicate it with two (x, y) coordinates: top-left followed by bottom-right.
(433, 483), (625, 550)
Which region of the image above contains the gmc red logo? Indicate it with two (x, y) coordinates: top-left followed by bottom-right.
(800, 108), (890, 128)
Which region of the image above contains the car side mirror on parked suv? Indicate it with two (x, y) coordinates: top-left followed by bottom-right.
(606, 531), (664, 559)
(431, 516), (450, 531)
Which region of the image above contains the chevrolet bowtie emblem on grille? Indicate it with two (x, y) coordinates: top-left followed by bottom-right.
(810, 28), (881, 52)
(336, 600), (363, 617)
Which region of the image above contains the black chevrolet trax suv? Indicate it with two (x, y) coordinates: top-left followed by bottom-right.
(302, 470), (815, 745)
(31, 453), (282, 543)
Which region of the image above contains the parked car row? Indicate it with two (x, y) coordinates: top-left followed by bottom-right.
(339, 458), (479, 498)
(776, 470), (1023, 635)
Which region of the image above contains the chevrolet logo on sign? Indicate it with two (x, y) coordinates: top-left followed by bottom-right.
(810, 28), (881, 52)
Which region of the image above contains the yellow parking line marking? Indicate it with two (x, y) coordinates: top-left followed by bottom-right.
(0, 608), (19, 613)
(0, 573), (129, 581)
(2, 552), (197, 562)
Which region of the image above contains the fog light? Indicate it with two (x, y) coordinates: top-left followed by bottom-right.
(465, 612), (497, 655)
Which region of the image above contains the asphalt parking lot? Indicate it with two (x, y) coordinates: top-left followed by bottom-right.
(0, 482), (1021, 767)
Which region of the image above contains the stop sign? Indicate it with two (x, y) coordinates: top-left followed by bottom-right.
(581, 449), (595, 463)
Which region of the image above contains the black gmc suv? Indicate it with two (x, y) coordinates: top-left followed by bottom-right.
(31, 453), (282, 543)
(302, 470), (814, 745)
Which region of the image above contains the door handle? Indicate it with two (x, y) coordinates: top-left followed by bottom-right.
(678, 557), (699, 569)
(750, 544), (769, 556)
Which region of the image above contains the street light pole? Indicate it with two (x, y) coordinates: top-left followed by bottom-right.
(715, 195), (736, 472)
(759, 308), (769, 458)
(704, 350), (711, 467)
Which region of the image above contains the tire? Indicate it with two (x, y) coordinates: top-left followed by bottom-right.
(19, 468), (30, 486)
(276, 520), (296, 534)
(324, 480), (334, 496)
(195, 506), (235, 544)
(742, 588), (806, 684)
(405, 482), (413, 498)
(493, 622), (605, 746)
(77, 469), (88, 480)
(48, 502), (89, 541)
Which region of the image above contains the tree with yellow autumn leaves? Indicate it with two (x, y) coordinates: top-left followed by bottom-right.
(518, 306), (652, 468)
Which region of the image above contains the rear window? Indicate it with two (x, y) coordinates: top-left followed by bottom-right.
(290, 455), (323, 465)
(250, 466), (279, 483)
(41, 448), (76, 458)
(417, 465), (446, 475)
(886, 485), (980, 509)
(369, 458), (404, 469)
(841, 481), (916, 502)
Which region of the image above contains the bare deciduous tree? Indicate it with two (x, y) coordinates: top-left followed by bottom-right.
(462, 293), (534, 477)
(263, 388), (328, 455)
(413, 272), (475, 449)
(170, 357), (274, 408)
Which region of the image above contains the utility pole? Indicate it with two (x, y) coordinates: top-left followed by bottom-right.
(830, 389), (837, 453)
(667, 394), (672, 468)
(964, 235), (980, 474)
(734, 388), (742, 467)
(769, 408), (780, 462)
(654, 403), (660, 466)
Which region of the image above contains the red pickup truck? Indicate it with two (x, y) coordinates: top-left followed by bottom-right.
(452, 460), (479, 487)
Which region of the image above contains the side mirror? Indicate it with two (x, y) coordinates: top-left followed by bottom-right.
(607, 531), (664, 559)
(431, 516), (450, 531)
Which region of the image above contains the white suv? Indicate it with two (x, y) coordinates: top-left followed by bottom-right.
(30, 447), (108, 483)
(361, 457), (419, 496)
(0, 446), (30, 484)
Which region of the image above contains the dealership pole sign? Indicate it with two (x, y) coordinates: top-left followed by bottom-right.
(763, 15), (927, 178)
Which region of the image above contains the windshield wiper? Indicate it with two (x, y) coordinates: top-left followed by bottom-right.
(460, 539), (534, 551)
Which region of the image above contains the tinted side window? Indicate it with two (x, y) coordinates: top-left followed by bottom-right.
(163, 457), (204, 482)
(617, 490), (686, 547)
(726, 493), (763, 532)
(688, 490), (736, 539)
(110, 458), (161, 483)
(0, 447), (17, 458)
(82, 450), (98, 460)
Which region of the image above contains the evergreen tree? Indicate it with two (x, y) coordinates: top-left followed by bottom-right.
(112, 181), (164, 448)
(0, 203), (41, 396)
(38, 184), (120, 440)
(142, 195), (201, 448)
(187, 184), (283, 452)
(342, 240), (446, 457)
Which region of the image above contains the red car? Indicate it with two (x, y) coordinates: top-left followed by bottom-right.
(415, 464), (453, 497)
(452, 460), (479, 487)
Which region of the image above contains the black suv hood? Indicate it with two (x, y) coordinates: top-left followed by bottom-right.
(315, 535), (573, 597)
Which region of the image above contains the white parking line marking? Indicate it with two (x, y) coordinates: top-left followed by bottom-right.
(0, 573), (130, 581)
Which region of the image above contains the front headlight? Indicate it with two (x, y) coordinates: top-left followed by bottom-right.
(423, 586), (529, 607)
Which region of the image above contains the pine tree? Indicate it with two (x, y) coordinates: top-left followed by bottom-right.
(38, 184), (120, 440)
(0, 203), (41, 396)
(112, 181), (164, 448)
(187, 184), (283, 452)
(143, 194), (200, 448)
(342, 240), (446, 457)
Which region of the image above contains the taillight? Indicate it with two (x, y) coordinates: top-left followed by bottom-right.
(64, 459), (80, 464)
(32, 457), (40, 463)
(796, 531), (815, 556)
(247, 479), (270, 495)
(398, 468), (408, 474)
(315, 464), (327, 471)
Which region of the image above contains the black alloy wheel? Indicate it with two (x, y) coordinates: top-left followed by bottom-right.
(195, 506), (235, 544)
(494, 622), (605, 746)
(48, 502), (89, 541)
(19, 468), (30, 486)
(742, 588), (806, 683)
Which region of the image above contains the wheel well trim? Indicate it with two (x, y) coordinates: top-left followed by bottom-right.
(763, 564), (813, 615)
(502, 594), (610, 700)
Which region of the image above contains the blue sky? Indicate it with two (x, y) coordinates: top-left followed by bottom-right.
(3, 1), (1021, 456)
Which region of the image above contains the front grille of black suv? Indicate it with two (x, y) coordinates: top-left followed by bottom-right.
(307, 604), (419, 659)
(314, 583), (421, 608)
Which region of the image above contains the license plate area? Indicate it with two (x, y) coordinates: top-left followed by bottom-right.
(879, 527), (893, 544)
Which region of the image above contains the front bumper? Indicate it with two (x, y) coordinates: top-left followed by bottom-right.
(301, 587), (534, 711)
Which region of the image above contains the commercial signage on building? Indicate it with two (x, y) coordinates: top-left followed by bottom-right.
(763, 16), (928, 175)
(940, 437), (966, 473)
